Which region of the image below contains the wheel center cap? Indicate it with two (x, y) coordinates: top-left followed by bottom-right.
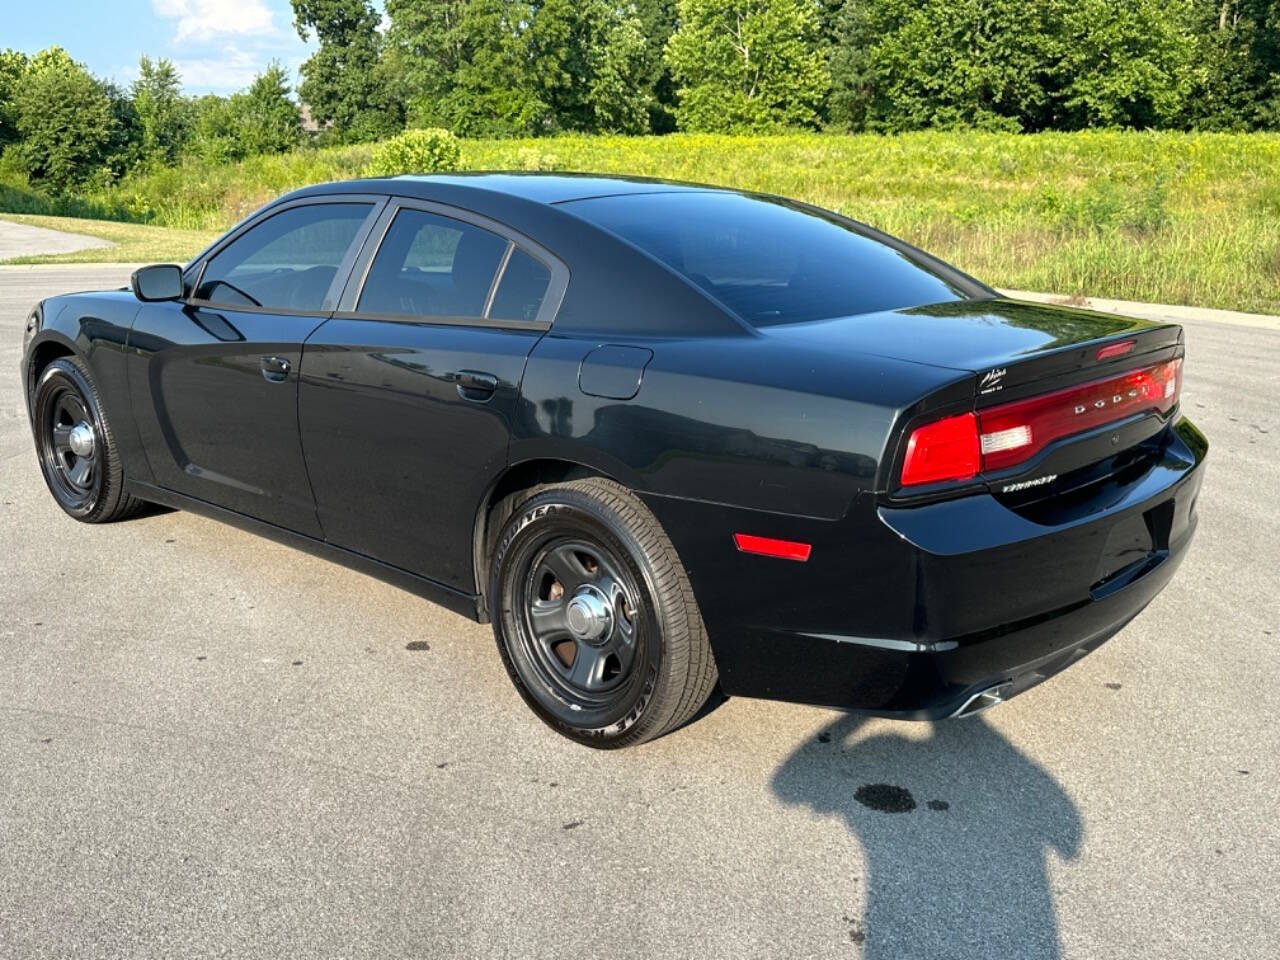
(68, 423), (94, 457)
(566, 590), (611, 642)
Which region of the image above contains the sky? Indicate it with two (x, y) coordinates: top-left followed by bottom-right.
(1, 0), (363, 95)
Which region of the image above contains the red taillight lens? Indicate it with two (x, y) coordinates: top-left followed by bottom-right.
(900, 412), (981, 486)
(977, 358), (1181, 472)
(899, 358), (1182, 487)
(1096, 339), (1136, 361)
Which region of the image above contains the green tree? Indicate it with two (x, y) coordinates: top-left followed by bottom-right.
(102, 79), (144, 177)
(188, 94), (239, 163)
(828, 0), (1201, 133)
(293, 0), (401, 141)
(384, 0), (472, 127)
(633, 0), (679, 130)
(1186, 0), (1280, 129)
(437, 0), (548, 136)
(588, 5), (654, 133)
(530, 0), (653, 134)
(665, 0), (830, 132)
(229, 63), (302, 156)
(13, 47), (118, 193)
(1056, 0), (1198, 128)
(828, 0), (1062, 132)
(0, 49), (30, 148)
(387, 0), (653, 135)
(132, 55), (187, 164)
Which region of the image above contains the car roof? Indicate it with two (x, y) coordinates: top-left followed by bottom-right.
(291, 172), (738, 206)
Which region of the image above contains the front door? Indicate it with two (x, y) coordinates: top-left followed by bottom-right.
(298, 200), (563, 589)
(127, 199), (381, 536)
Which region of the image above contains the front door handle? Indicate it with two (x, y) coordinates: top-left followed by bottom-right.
(261, 356), (291, 383)
(454, 370), (498, 402)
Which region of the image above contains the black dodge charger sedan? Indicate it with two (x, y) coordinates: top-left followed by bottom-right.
(20, 174), (1206, 747)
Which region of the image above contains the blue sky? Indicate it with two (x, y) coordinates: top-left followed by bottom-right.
(3, 0), (369, 94)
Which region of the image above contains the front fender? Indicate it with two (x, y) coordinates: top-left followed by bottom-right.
(21, 291), (150, 483)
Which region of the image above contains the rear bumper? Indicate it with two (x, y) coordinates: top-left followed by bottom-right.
(645, 416), (1206, 717)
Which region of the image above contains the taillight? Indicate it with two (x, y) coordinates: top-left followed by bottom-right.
(900, 358), (1182, 487)
(900, 412), (981, 486)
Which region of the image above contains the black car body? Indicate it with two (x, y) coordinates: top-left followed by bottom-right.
(20, 174), (1206, 746)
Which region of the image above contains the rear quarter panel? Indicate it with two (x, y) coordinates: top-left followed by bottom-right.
(513, 328), (973, 686)
(514, 332), (969, 518)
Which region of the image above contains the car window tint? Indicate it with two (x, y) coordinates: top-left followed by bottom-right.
(489, 248), (551, 323)
(195, 203), (373, 311)
(358, 209), (508, 318)
(563, 192), (966, 326)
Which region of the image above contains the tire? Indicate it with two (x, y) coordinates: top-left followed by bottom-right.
(32, 356), (145, 523)
(490, 477), (718, 748)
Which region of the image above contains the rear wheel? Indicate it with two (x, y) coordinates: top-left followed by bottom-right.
(490, 478), (717, 748)
(33, 356), (143, 523)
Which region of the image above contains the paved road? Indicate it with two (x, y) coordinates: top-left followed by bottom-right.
(1, 266), (1276, 959)
(0, 220), (112, 260)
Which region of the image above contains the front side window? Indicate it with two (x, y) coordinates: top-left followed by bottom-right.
(563, 192), (967, 326)
(358, 209), (509, 318)
(195, 203), (374, 312)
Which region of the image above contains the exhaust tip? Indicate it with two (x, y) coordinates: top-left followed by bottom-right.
(950, 681), (1014, 718)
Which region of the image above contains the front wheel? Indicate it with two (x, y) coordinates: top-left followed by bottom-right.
(490, 478), (718, 748)
(32, 356), (143, 523)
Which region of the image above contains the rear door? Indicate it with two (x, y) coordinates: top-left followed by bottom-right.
(298, 198), (567, 590)
(128, 197), (383, 535)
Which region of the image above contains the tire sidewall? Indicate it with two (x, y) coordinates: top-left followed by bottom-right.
(33, 359), (106, 520)
(491, 492), (673, 747)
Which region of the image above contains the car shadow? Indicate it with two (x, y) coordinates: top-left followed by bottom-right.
(771, 713), (1081, 957)
(131, 502), (176, 520)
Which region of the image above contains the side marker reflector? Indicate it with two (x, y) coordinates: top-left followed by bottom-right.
(733, 533), (812, 562)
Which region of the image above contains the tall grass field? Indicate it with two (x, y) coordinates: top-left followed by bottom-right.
(4, 131), (1279, 314)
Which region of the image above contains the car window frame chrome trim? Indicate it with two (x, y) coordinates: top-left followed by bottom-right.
(183, 195), (390, 317)
(482, 241), (516, 317)
(334, 196), (569, 332)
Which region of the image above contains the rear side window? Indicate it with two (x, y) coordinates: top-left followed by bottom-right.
(489, 248), (551, 323)
(196, 203), (373, 311)
(359, 209), (508, 318)
(564, 192), (966, 326)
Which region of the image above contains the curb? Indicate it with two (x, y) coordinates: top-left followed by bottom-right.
(1002, 289), (1280, 332)
(0, 262), (146, 271)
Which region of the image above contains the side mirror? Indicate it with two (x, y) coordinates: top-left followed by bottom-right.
(131, 264), (185, 302)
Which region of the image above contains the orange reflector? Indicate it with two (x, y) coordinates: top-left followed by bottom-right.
(733, 533), (812, 562)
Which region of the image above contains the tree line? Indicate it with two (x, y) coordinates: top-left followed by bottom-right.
(2, 0), (1277, 196)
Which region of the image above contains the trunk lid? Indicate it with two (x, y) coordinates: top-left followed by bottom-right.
(758, 297), (1181, 391)
(762, 297), (1185, 505)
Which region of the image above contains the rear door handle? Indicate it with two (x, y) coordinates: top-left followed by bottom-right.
(454, 370), (498, 402)
(261, 356), (291, 383)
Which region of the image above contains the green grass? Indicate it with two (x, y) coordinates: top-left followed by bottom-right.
(5, 130), (1280, 313)
(0, 213), (217, 265)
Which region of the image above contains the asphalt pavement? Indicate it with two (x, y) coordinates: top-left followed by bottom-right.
(1, 265), (1277, 959)
(0, 221), (111, 260)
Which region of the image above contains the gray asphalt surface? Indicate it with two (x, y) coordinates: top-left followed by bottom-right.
(2, 265), (1277, 959)
(0, 221), (111, 260)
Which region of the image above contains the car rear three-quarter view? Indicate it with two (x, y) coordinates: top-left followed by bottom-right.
(19, 174), (1207, 748)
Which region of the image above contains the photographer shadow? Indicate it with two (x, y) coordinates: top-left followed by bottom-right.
(771, 713), (1081, 958)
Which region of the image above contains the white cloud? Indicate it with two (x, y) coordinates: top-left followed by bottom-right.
(153, 0), (278, 42)
(172, 46), (261, 92)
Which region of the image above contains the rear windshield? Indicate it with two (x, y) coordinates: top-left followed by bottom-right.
(564, 192), (969, 327)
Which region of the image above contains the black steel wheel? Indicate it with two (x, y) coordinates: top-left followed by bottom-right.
(32, 357), (143, 523)
(491, 477), (718, 748)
